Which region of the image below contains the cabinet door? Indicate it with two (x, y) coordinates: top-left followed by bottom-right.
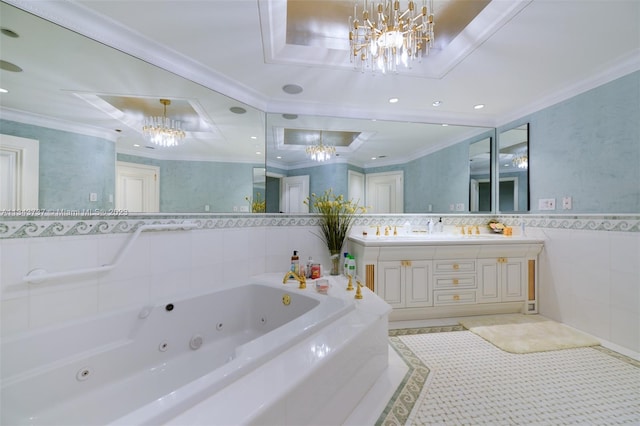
(502, 258), (526, 302)
(477, 259), (500, 303)
(378, 261), (404, 308)
(405, 260), (433, 307)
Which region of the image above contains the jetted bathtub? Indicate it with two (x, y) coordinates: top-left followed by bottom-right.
(1, 281), (372, 425)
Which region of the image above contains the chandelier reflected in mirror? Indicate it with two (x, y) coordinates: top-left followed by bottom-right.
(513, 154), (528, 169)
(349, 0), (435, 74)
(306, 131), (336, 162)
(142, 99), (186, 147)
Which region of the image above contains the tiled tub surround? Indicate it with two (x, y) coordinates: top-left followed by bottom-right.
(1, 278), (390, 425)
(1, 214), (639, 358)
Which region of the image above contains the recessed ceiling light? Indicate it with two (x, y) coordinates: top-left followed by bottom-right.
(276, 156), (282, 159)
(282, 113), (298, 120)
(229, 106), (247, 114)
(389, 97), (399, 104)
(371, 157), (377, 160)
(441, 123), (449, 127)
(432, 100), (443, 107)
(133, 144), (140, 147)
(474, 104), (485, 109)
(282, 84), (303, 95)
(256, 151), (261, 155)
(0, 88), (8, 93)
(250, 136), (257, 140)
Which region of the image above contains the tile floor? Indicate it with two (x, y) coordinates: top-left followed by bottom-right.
(345, 318), (640, 426)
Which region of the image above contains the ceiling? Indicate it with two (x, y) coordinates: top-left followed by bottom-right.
(1, 0), (639, 167)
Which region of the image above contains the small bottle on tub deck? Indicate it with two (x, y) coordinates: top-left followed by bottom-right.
(291, 251), (299, 275)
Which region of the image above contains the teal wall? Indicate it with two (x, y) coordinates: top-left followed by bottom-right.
(523, 70), (639, 213)
(117, 154), (258, 212)
(287, 163), (351, 197)
(270, 71), (639, 214)
(0, 119), (115, 210)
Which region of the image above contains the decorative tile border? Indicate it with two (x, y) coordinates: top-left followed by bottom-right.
(0, 214), (638, 239)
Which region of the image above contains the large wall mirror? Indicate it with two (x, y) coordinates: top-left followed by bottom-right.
(497, 123), (529, 212)
(2, 2), (507, 217)
(469, 137), (492, 212)
(0, 2), (265, 214)
(265, 113), (495, 214)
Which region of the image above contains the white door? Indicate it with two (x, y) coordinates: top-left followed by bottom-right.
(0, 134), (39, 210)
(366, 171), (403, 213)
(280, 175), (309, 213)
(348, 170), (365, 207)
(116, 162), (159, 212)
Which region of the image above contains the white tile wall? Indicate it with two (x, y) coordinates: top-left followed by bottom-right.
(2, 222), (639, 356)
(537, 227), (640, 355)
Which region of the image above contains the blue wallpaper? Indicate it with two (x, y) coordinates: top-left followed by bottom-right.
(117, 154), (258, 212)
(508, 70), (639, 213)
(0, 119), (115, 210)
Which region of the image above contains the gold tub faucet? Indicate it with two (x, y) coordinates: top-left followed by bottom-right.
(283, 270), (306, 289)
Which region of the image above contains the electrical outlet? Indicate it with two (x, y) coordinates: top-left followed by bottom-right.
(562, 196), (572, 210)
(456, 203), (465, 211)
(89, 192), (97, 202)
(538, 198), (556, 210)
(204, 204), (210, 212)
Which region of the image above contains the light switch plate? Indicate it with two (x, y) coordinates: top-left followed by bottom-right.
(538, 198), (556, 210)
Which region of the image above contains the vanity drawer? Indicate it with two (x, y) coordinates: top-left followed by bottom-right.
(433, 290), (477, 305)
(434, 275), (476, 290)
(434, 260), (476, 274)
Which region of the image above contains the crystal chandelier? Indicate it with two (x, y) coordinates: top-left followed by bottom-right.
(142, 99), (186, 147)
(349, 0), (435, 74)
(513, 154), (528, 169)
(305, 131), (336, 162)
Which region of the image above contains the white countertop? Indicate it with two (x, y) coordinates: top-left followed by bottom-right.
(348, 233), (544, 247)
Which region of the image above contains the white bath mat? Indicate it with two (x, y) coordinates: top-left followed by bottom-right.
(459, 314), (600, 354)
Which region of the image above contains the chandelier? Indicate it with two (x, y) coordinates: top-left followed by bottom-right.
(142, 99), (186, 148)
(513, 154), (528, 169)
(305, 131), (336, 162)
(349, 0), (435, 74)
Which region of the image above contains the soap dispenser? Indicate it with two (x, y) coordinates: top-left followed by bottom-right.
(291, 251), (299, 275)
(428, 218), (435, 234)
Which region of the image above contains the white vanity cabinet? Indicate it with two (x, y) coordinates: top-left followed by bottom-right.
(378, 259), (432, 308)
(477, 258), (527, 303)
(433, 259), (478, 306)
(348, 235), (544, 321)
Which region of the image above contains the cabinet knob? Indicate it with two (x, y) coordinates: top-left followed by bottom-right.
(453, 278), (459, 285)
(453, 294), (460, 301)
(453, 263), (460, 270)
